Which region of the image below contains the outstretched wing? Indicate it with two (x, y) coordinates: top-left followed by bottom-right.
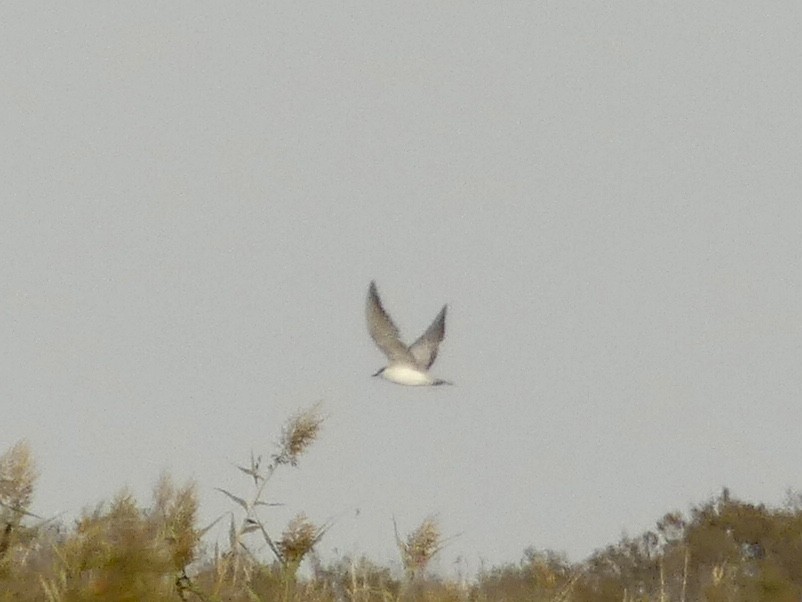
(408, 304), (447, 369)
(366, 281), (415, 362)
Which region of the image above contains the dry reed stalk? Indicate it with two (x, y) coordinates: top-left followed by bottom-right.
(395, 515), (443, 580)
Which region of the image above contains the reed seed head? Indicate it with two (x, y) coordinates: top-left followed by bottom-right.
(0, 441), (36, 513)
(275, 404), (323, 467)
(398, 516), (442, 577)
(278, 513), (322, 566)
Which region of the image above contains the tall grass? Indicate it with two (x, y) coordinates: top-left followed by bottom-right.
(0, 440), (37, 568)
(194, 403), (328, 600)
(4, 408), (802, 601)
(394, 515), (444, 581)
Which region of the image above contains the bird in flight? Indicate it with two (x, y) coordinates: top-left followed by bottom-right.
(365, 280), (452, 386)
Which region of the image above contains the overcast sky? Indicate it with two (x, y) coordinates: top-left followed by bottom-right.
(2, 2), (801, 573)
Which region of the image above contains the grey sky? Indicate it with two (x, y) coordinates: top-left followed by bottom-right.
(2, 3), (801, 571)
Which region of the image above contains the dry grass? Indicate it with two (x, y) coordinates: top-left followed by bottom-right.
(275, 404), (325, 468)
(206, 404), (329, 599)
(5, 414), (802, 602)
(4, 476), (199, 602)
(0, 440), (37, 568)
(395, 516), (444, 581)
(278, 513), (328, 570)
(0, 440), (36, 512)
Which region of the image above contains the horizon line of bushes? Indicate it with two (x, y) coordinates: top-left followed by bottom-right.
(3, 406), (802, 601)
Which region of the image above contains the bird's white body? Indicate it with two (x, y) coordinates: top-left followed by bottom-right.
(380, 364), (437, 386)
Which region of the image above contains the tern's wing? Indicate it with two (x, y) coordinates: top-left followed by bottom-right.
(408, 304), (447, 369)
(366, 281), (415, 362)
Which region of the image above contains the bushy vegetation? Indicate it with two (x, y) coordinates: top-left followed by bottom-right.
(3, 409), (802, 601)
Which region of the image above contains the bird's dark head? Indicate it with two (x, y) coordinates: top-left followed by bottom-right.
(371, 367), (385, 377)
